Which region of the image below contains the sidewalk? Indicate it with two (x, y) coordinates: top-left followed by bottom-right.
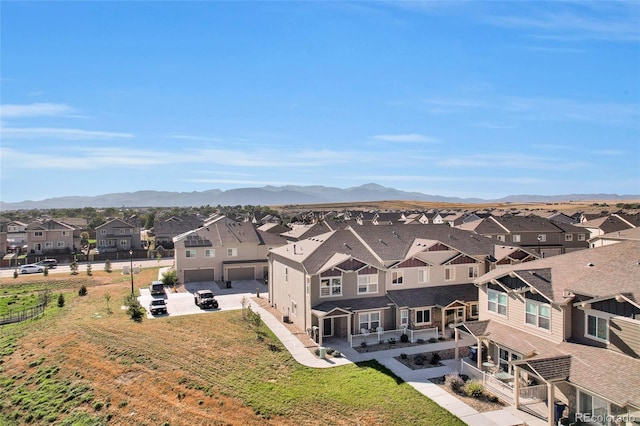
(254, 304), (546, 426)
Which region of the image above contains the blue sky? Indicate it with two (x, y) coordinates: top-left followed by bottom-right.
(1, 1), (639, 204)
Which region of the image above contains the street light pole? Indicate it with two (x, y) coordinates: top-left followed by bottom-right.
(129, 249), (134, 295)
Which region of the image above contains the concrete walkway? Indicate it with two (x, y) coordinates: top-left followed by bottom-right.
(254, 304), (547, 426)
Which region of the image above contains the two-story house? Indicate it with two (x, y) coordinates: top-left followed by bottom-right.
(173, 215), (287, 284)
(26, 219), (79, 254)
(95, 218), (142, 253)
(457, 241), (640, 425)
(152, 215), (205, 249)
(268, 224), (539, 347)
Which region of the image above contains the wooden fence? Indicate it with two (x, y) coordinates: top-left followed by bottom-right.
(0, 303), (46, 326)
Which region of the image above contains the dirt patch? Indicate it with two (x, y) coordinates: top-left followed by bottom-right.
(430, 375), (507, 413)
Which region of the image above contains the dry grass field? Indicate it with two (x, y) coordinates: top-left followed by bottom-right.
(1, 269), (464, 426)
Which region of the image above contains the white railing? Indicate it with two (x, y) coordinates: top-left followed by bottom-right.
(349, 327), (439, 348)
(459, 358), (484, 380)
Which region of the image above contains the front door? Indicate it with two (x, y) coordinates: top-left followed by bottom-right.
(445, 307), (466, 326)
(323, 318), (333, 337)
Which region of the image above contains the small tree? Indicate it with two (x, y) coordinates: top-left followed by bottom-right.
(156, 251), (162, 263)
(13, 269), (18, 279)
(104, 259), (112, 273)
(161, 269), (178, 288)
(78, 285), (88, 296)
(104, 293), (112, 314)
(39, 289), (53, 307)
(70, 260), (79, 275)
(240, 295), (249, 320)
(86, 264), (92, 276)
(124, 294), (144, 322)
(43, 267), (49, 277)
(57, 293), (65, 308)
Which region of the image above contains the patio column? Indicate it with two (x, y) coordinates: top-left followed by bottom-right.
(513, 365), (520, 409)
(454, 327), (459, 360)
(347, 314), (352, 347)
(547, 382), (555, 426)
(476, 338), (483, 370)
(318, 320), (324, 347)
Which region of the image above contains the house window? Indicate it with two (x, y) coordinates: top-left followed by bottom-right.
(469, 303), (479, 319)
(291, 301), (297, 316)
(496, 235), (505, 242)
(100, 229), (107, 235)
(512, 234), (521, 243)
(227, 248), (238, 257)
(418, 268), (429, 283)
(61, 231), (68, 236)
(488, 289), (507, 316)
(391, 271), (403, 285)
(57, 241), (65, 248)
(357, 274), (378, 294)
(537, 234), (546, 242)
(45, 242), (54, 249)
(565, 234), (573, 241)
(359, 311), (380, 331)
(285, 268), (288, 283)
(578, 390), (609, 425)
(578, 234), (586, 241)
(445, 267), (455, 281)
(98, 239), (106, 247)
(119, 239), (128, 246)
(525, 300), (551, 330)
(499, 348), (521, 374)
(320, 277), (342, 297)
(35, 231), (43, 237)
(119, 228), (126, 235)
(415, 308), (431, 324)
(205, 249), (215, 257)
(400, 310), (408, 327)
(468, 265), (478, 279)
(185, 249), (196, 258)
(585, 313), (608, 342)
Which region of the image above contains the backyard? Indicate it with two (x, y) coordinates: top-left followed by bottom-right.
(0, 268), (465, 425)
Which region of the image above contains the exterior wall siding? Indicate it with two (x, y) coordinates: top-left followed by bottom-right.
(609, 317), (640, 358)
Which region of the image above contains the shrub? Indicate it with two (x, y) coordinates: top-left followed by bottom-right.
(400, 353), (408, 360)
(161, 269), (178, 287)
(104, 259), (112, 273)
(78, 285), (88, 296)
(430, 352), (441, 365)
(43, 267), (49, 277)
(444, 373), (465, 394)
(428, 337), (437, 343)
(413, 354), (426, 365)
(400, 333), (409, 343)
(326, 347), (335, 355)
(13, 269), (18, 279)
(70, 261), (79, 275)
(124, 294), (144, 322)
(360, 341), (367, 348)
(86, 264), (92, 276)
(416, 338), (425, 344)
(57, 294), (65, 308)
(464, 380), (485, 398)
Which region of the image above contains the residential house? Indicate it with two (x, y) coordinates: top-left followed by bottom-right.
(172, 215), (287, 284)
(588, 227), (640, 247)
(268, 224), (538, 347)
(5, 220), (28, 253)
(577, 215), (634, 240)
(26, 219), (80, 254)
(457, 241), (640, 425)
(95, 218), (142, 252)
(152, 215), (205, 249)
(455, 215), (588, 257)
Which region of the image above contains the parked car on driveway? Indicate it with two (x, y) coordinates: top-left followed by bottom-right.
(194, 290), (218, 309)
(19, 264), (44, 274)
(148, 298), (168, 315)
(36, 259), (57, 269)
(149, 281), (165, 296)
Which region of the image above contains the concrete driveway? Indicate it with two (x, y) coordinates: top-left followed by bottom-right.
(139, 279), (268, 319)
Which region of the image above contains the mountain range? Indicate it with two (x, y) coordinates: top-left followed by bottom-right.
(1, 183), (638, 210)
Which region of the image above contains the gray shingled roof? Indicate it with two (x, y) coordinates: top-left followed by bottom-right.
(387, 284), (478, 308)
(476, 240), (640, 304)
(312, 295), (395, 314)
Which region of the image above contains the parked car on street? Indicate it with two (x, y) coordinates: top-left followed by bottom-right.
(19, 264), (44, 274)
(194, 290), (218, 309)
(148, 298), (168, 315)
(36, 259), (57, 269)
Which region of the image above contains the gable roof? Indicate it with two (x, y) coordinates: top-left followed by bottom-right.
(387, 284), (478, 309)
(476, 240), (640, 304)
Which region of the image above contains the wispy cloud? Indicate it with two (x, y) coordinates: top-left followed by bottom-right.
(485, 4), (640, 42)
(0, 103), (75, 118)
(436, 153), (590, 170)
(373, 133), (438, 143)
(1, 127), (133, 139)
